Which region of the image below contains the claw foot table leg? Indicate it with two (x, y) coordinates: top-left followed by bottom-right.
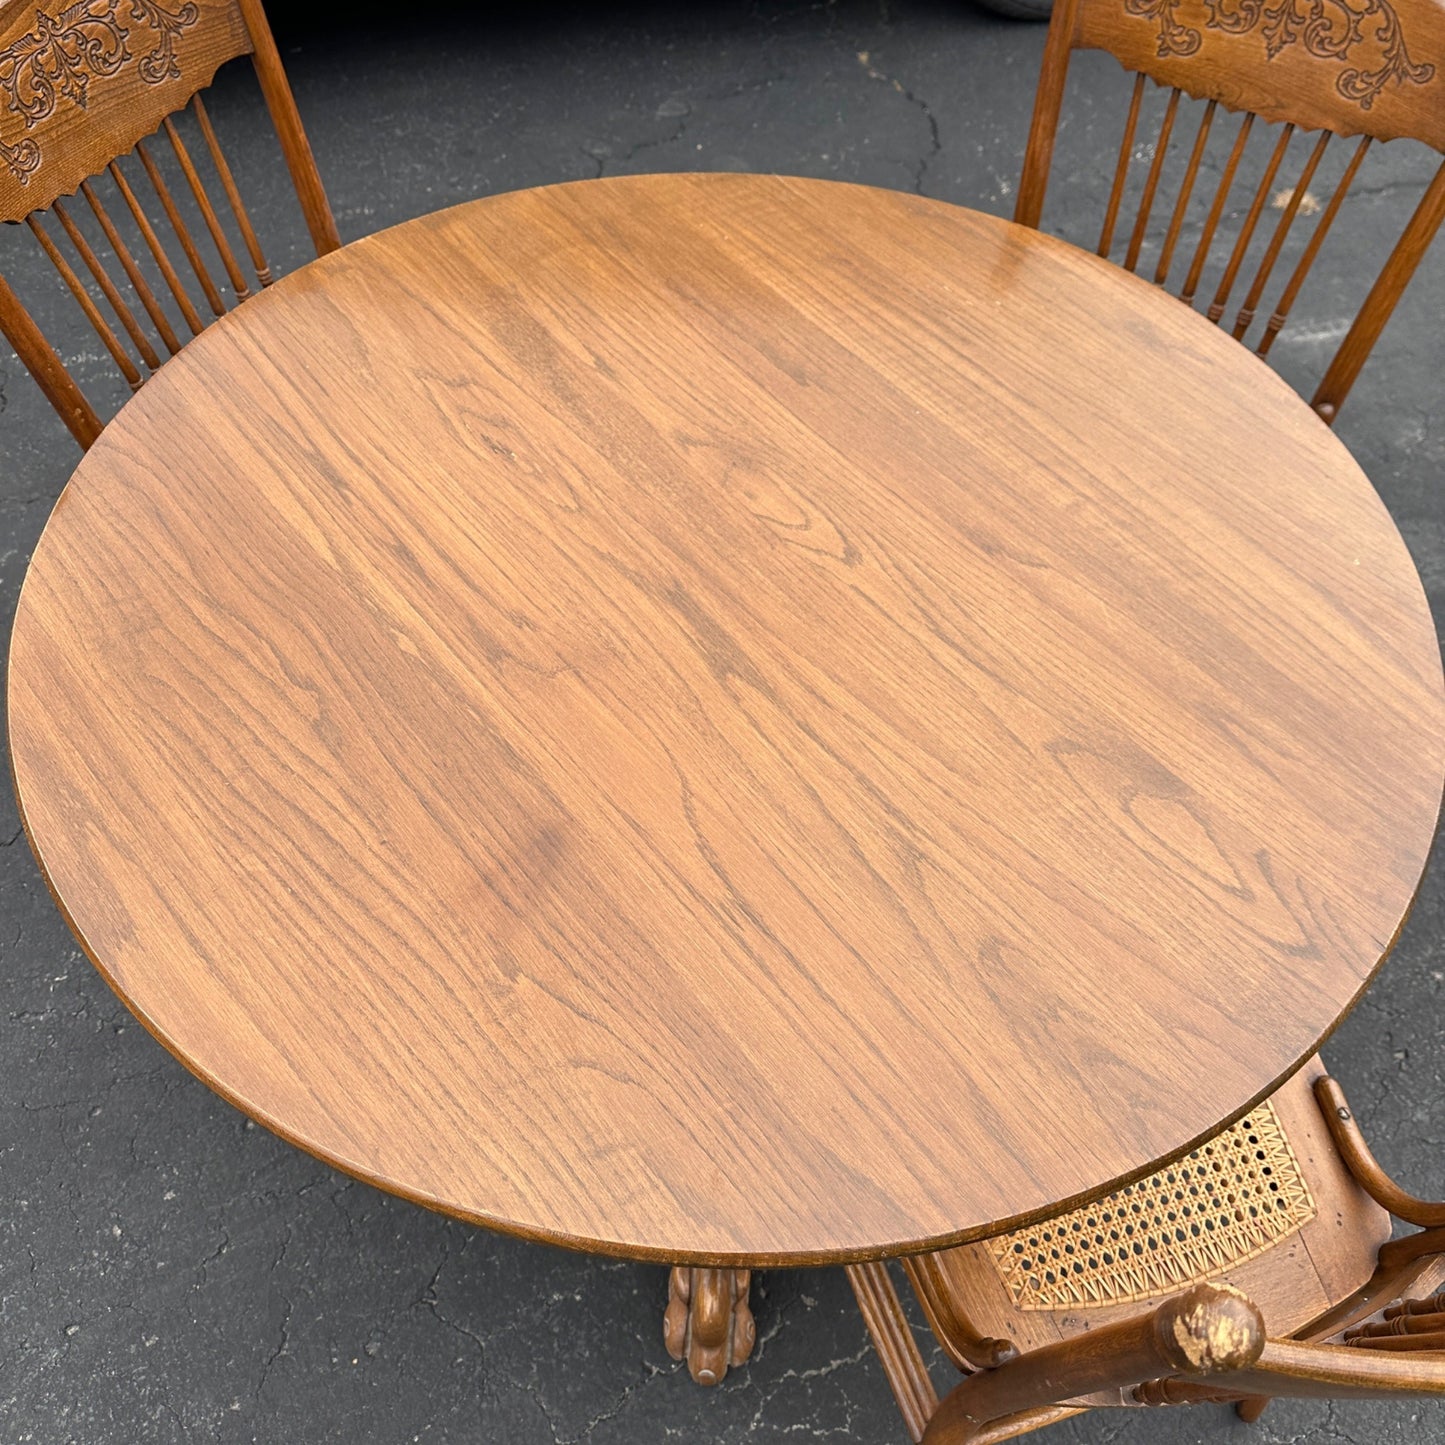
(664, 1266), (756, 1384)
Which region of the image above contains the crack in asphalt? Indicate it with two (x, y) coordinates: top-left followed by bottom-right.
(855, 50), (941, 193)
(587, 108), (691, 180)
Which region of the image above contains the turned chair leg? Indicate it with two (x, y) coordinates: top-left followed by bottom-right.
(1236, 1395), (1270, 1423)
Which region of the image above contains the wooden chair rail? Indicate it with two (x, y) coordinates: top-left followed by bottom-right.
(1316, 1077), (1445, 1228)
(1208, 1336), (1445, 1399)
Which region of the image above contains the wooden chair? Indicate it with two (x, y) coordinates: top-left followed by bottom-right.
(1015, 0), (1445, 424)
(848, 1057), (1445, 1441)
(0, 0), (338, 448)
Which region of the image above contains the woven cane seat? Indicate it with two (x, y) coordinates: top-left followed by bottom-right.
(989, 1101), (1316, 1310)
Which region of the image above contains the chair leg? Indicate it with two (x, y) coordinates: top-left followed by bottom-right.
(847, 1261), (940, 1444)
(1236, 1395), (1270, 1423)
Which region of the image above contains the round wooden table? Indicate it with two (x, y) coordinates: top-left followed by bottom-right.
(10, 174), (1444, 1373)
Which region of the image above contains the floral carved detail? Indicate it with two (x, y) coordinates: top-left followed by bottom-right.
(0, 0), (199, 183)
(663, 1267), (756, 1385)
(127, 0), (199, 84)
(1127, 0), (1205, 54)
(1123, 0), (1436, 108)
(0, 2), (130, 132)
(0, 134), (41, 181)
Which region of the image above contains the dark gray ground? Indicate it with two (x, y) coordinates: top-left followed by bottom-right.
(2, 3), (1444, 1441)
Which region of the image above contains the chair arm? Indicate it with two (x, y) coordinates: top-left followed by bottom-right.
(920, 1284), (1265, 1445)
(1378, 1227), (1445, 1273)
(1199, 1337), (1445, 1401)
(902, 1252), (1019, 1371)
(1315, 1077), (1445, 1228)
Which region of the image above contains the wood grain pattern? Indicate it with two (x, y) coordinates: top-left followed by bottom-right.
(9, 174), (1444, 1263)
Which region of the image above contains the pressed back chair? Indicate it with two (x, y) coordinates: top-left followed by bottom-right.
(0, 0), (338, 449)
(848, 1057), (1445, 1441)
(1016, 0), (1445, 423)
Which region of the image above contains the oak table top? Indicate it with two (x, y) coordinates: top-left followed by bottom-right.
(9, 173), (1444, 1266)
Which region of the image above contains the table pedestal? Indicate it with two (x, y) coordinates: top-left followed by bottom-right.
(664, 1267), (756, 1384)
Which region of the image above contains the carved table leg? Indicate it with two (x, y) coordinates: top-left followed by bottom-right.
(664, 1266), (756, 1384)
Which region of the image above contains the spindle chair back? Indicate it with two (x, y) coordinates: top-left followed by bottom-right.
(0, 0), (338, 447)
(849, 1060), (1445, 1442)
(1017, 0), (1445, 422)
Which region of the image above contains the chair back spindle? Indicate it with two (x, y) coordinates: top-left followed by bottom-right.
(107, 156), (206, 335)
(192, 93), (270, 285)
(1178, 108), (1253, 304)
(1152, 95), (1215, 285)
(133, 135), (229, 318)
(1121, 85), (1181, 271)
(25, 211), (141, 389)
(53, 194), (163, 369)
